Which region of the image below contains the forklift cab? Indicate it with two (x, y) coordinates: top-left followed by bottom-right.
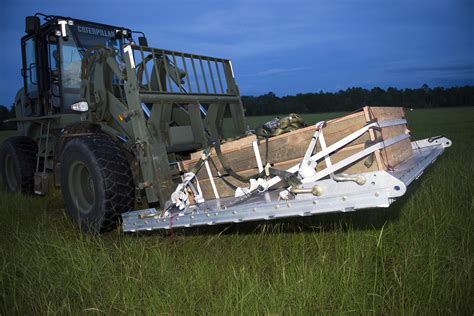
(21, 15), (133, 117)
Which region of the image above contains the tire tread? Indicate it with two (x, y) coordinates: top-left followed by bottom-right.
(0, 136), (37, 193)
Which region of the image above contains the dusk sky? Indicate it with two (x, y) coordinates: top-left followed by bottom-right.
(0, 0), (472, 106)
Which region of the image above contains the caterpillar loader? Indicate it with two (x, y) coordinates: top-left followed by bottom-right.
(0, 14), (451, 233)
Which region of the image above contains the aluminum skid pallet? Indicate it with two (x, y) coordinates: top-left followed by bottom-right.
(122, 120), (452, 233)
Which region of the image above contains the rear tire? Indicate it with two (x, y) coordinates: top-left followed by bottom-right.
(60, 135), (135, 233)
(0, 136), (37, 193)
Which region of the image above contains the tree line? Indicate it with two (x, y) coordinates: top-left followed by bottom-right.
(241, 85), (474, 116)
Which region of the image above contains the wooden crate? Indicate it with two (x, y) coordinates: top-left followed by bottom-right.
(179, 106), (413, 199)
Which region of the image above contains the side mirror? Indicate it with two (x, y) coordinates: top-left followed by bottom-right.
(28, 63), (37, 85)
(25, 16), (40, 34)
(138, 36), (148, 47)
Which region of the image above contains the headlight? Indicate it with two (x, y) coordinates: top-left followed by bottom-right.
(70, 101), (89, 112)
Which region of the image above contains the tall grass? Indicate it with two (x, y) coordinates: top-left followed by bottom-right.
(0, 107), (473, 314)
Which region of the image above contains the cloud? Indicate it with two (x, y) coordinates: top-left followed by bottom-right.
(256, 67), (309, 76)
(236, 67), (309, 79)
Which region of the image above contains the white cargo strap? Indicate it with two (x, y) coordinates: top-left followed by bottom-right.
(299, 121), (324, 179)
(204, 159), (219, 199)
(200, 151), (219, 199)
(318, 131), (333, 178)
(302, 121), (325, 162)
(252, 140), (264, 173)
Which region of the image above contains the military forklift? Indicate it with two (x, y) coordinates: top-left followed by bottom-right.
(0, 14), (451, 234)
(0, 14), (246, 233)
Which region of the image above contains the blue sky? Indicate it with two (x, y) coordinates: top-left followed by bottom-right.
(0, 0), (472, 106)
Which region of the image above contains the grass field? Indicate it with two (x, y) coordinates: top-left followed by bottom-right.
(0, 107), (473, 314)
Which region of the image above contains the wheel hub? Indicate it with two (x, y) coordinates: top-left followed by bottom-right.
(68, 161), (96, 214)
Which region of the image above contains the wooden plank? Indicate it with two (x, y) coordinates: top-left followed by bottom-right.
(327, 110), (366, 123)
(381, 124), (408, 139)
(381, 138), (413, 168)
(366, 106), (406, 121)
(189, 134), (256, 160)
(319, 112), (370, 147)
(363, 106), (384, 171)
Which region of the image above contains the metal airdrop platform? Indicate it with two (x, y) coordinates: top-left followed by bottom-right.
(121, 124), (452, 232)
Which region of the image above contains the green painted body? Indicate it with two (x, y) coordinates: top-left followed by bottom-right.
(10, 15), (246, 206)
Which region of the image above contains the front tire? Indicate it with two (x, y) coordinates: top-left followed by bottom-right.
(0, 136), (37, 193)
(60, 135), (135, 233)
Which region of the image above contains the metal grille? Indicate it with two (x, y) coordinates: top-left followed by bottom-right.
(130, 45), (236, 96)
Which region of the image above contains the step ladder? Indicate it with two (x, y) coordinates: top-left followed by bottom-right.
(34, 120), (51, 195)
